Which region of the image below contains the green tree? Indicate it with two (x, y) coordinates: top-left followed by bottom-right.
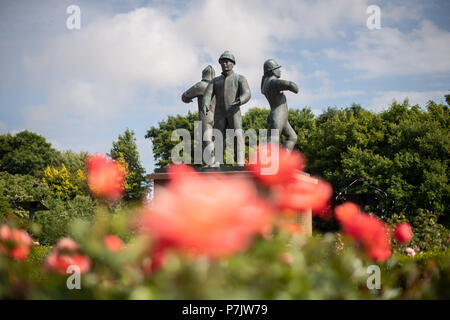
(145, 111), (199, 168)
(145, 99), (448, 228)
(0, 172), (50, 228)
(146, 107), (317, 167)
(36, 194), (96, 245)
(287, 108), (316, 153)
(110, 129), (148, 201)
(0, 131), (60, 177)
(306, 99), (449, 227)
(59, 150), (88, 175)
(42, 164), (86, 200)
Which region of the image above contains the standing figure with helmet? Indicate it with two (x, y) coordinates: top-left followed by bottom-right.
(261, 59), (299, 151)
(181, 65), (218, 167)
(202, 51), (251, 166)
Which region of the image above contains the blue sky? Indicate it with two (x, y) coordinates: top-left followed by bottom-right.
(1, 0), (449, 173)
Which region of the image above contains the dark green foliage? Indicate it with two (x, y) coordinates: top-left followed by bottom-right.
(59, 150), (88, 175)
(241, 107), (271, 159)
(146, 98), (448, 233)
(303, 100), (449, 227)
(110, 129), (149, 201)
(146, 107), (317, 167)
(287, 108), (316, 153)
(35, 195), (96, 245)
(388, 210), (449, 252)
(0, 195), (12, 223)
(145, 111), (199, 168)
(0, 131), (60, 177)
(0, 172), (50, 228)
(242, 107), (270, 132)
(0, 172), (96, 244)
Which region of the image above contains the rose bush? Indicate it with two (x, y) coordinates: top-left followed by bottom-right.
(0, 149), (448, 299)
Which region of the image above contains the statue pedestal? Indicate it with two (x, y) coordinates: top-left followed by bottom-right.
(146, 167), (313, 237)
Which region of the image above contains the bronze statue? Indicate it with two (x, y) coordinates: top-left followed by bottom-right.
(261, 59), (298, 151)
(181, 65), (217, 166)
(202, 51), (251, 166)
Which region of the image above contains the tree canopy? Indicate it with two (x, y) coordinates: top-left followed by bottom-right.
(303, 100), (449, 225)
(145, 98), (449, 227)
(145, 111), (199, 168)
(0, 131), (60, 177)
(110, 128), (148, 201)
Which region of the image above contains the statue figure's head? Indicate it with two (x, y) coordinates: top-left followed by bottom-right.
(263, 59), (281, 78)
(218, 51), (235, 73)
(202, 65), (215, 81)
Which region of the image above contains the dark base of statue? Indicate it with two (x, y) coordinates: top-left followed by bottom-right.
(153, 166), (247, 174)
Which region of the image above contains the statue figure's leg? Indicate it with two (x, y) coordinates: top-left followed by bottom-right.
(214, 117), (227, 165)
(230, 112), (244, 166)
(282, 120), (298, 152)
(200, 113), (207, 161)
(267, 106), (288, 146)
(202, 112), (216, 166)
(267, 111), (278, 144)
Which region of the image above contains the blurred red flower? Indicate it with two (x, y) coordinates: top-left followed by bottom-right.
(271, 173), (333, 214)
(55, 237), (80, 251)
(278, 219), (303, 235)
(86, 154), (125, 201)
(141, 240), (169, 274)
(248, 144), (332, 216)
(137, 164), (273, 258)
(248, 144), (305, 187)
(335, 202), (392, 262)
(44, 237), (91, 275)
(394, 223), (413, 244)
(0, 225), (33, 261)
(104, 235), (125, 252)
(335, 202), (363, 238)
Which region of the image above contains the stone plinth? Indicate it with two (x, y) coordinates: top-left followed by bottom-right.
(146, 167), (313, 236)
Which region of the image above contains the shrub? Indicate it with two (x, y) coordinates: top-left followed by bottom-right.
(388, 210), (449, 252)
(42, 164), (86, 200)
(35, 195), (97, 245)
(0, 172), (51, 228)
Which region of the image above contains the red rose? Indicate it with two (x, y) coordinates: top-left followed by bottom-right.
(248, 144), (305, 187)
(104, 235), (125, 252)
(0, 225), (33, 261)
(394, 223), (413, 244)
(335, 202), (392, 262)
(137, 164), (273, 258)
(86, 154), (125, 201)
(271, 173), (332, 214)
(44, 237), (91, 275)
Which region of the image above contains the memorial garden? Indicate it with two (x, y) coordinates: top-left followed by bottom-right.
(0, 91), (448, 299)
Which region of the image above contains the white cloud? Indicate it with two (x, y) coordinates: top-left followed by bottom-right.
(6, 0), (448, 172)
(371, 90), (448, 111)
(0, 120), (7, 133)
(135, 136), (154, 173)
(21, 0), (375, 133)
(296, 88), (364, 107)
(381, 2), (423, 25)
(25, 7), (200, 89)
(326, 20), (450, 78)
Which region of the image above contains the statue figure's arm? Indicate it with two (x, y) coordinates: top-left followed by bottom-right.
(271, 79), (299, 94)
(202, 81), (214, 114)
(231, 76), (251, 107)
(181, 82), (204, 103)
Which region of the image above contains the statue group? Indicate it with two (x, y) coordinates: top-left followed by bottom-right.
(182, 50), (298, 167)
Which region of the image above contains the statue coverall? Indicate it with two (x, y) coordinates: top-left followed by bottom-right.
(262, 76), (298, 151)
(181, 66), (216, 165)
(202, 71), (251, 165)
